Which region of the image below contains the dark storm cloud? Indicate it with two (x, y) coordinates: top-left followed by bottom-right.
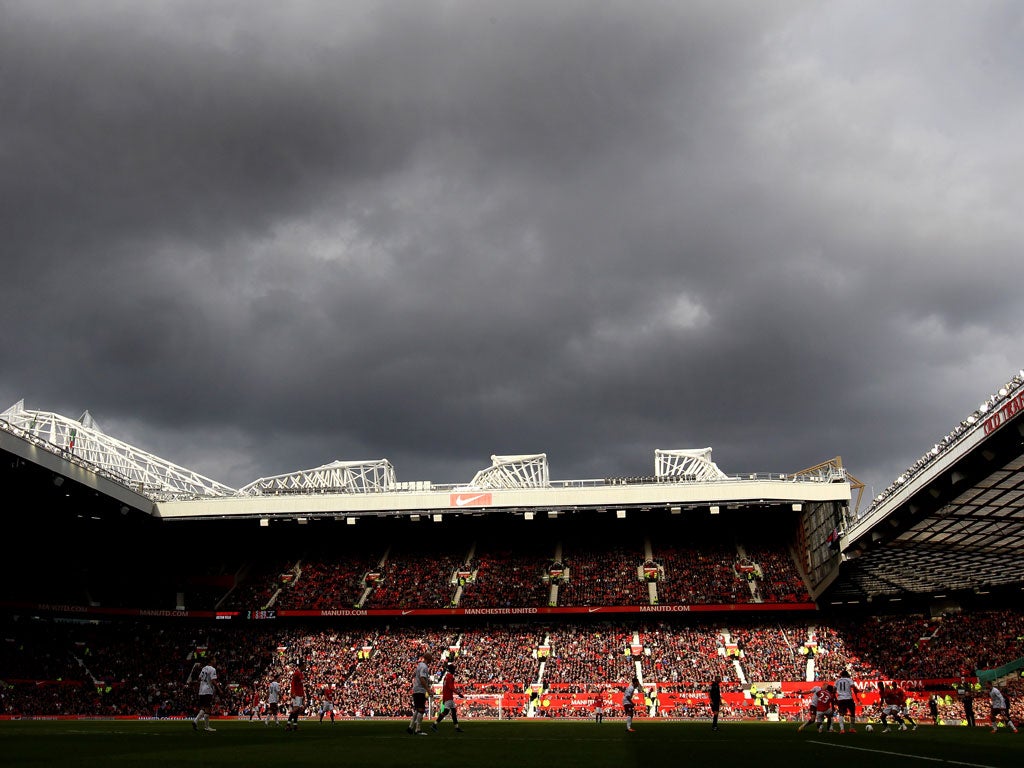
(2, 0), (1022, 501)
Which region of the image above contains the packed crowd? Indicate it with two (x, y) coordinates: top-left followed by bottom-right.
(641, 622), (735, 684)
(274, 557), (375, 610)
(226, 558), (295, 610)
(3, 610), (1023, 719)
(455, 626), (547, 692)
(653, 543), (748, 604)
(742, 545), (812, 602)
(815, 610), (1024, 681)
(542, 625), (635, 687)
(134, 533), (814, 613)
(554, 545), (651, 606)
(728, 623), (803, 682)
(813, 619), (902, 680)
(363, 545), (468, 609)
(457, 549), (552, 608)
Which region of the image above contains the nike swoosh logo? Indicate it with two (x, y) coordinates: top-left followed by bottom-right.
(588, 608), (601, 613)
(455, 494), (487, 506)
(402, 610), (414, 615)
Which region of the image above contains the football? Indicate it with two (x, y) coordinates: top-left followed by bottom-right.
(865, 724), (874, 732)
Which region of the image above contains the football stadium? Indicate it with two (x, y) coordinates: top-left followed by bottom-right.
(2, 372), (1023, 767)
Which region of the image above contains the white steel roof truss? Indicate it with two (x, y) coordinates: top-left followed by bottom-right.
(241, 459), (396, 495)
(0, 402), (236, 500)
(654, 448), (728, 481)
(465, 454), (550, 490)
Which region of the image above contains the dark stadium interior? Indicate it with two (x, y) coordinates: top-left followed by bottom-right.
(5, 448), (810, 613)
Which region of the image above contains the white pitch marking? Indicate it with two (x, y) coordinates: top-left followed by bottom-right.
(64, 729), (162, 736)
(807, 740), (1000, 768)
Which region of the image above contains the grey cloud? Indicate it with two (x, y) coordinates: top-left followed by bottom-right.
(2, 1), (1022, 495)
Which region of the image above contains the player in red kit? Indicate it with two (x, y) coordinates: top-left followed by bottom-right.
(431, 663), (463, 732)
(814, 684), (837, 733)
(897, 687), (918, 731)
(880, 685), (908, 732)
(594, 688), (605, 724)
(284, 663), (305, 731)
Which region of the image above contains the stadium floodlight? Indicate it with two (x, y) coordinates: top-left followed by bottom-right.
(669, 506), (681, 514)
(297, 517), (308, 524)
(616, 509), (626, 519)
(432, 514), (442, 522)
(549, 510), (559, 518)
(411, 514), (421, 521)
(709, 505), (720, 515)
(346, 517), (357, 525)
(259, 518), (269, 527)
(524, 511), (535, 520)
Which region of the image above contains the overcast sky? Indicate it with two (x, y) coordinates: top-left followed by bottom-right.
(2, 0), (1022, 500)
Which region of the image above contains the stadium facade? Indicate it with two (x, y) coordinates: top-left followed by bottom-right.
(4, 369), (1023, 612)
(1, 372), (1023, 722)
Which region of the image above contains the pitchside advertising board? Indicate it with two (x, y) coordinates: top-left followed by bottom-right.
(0, 677), (977, 720)
(527, 677), (975, 715)
(1, 602), (818, 619)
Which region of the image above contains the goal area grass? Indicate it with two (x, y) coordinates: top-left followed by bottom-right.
(3, 719), (1021, 768)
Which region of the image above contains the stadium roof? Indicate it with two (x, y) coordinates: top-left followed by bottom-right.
(4, 370), (1024, 606)
(825, 370), (1024, 603)
(0, 401), (850, 522)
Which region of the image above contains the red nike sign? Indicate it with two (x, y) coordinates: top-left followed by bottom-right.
(449, 492), (492, 507)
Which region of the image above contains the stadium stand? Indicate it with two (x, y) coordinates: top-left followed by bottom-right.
(4, 371), (1024, 722)
(3, 610), (1024, 720)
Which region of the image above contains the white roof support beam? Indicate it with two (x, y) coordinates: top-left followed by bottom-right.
(1, 401), (237, 500)
(465, 454), (550, 490)
(241, 459), (397, 495)
(655, 448), (728, 482)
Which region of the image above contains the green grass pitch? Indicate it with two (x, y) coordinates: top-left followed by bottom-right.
(2, 719), (1021, 768)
